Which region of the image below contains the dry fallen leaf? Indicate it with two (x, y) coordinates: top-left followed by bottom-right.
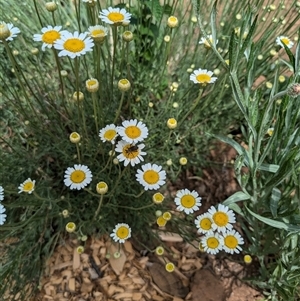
(107, 242), (127, 275)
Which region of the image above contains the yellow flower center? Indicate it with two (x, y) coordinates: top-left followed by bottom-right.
(108, 12), (125, 22)
(165, 263), (175, 272)
(143, 170), (159, 184)
(123, 144), (139, 159)
(207, 237), (220, 249)
(200, 217), (212, 230)
(104, 129), (117, 141)
(64, 38), (85, 53)
(281, 37), (289, 45)
(224, 235), (238, 249)
(157, 216), (167, 227)
(87, 79), (97, 86)
(70, 170), (86, 183)
(71, 133), (79, 139)
(213, 211), (229, 227)
(23, 182), (34, 192)
(91, 29), (105, 37)
(169, 16), (177, 22)
(153, 192), (164, 203)
(196, 73), (211, 83)
(125, 125), (141, 139)
(42, 30), (60, 44)
(116, 226), (129, 239)
(181, 194), (196, 208)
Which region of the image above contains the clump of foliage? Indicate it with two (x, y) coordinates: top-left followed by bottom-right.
(0, 0), (299, 300)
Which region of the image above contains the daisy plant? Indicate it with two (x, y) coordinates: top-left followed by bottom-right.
(1, 0), (300, 299)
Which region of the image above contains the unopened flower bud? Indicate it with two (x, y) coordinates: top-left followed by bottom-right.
(45, 2), (57, 12)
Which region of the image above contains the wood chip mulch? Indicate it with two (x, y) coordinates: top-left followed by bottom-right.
(34, 233), (203, 301)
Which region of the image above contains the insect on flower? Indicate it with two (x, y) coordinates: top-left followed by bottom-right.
(125, 144), (139, 156)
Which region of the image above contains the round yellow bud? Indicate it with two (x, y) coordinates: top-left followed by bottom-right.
(155, 210), (162, 217)
(267, 128), (274, 136)
(13, 50), (19, 56)
(155, 246), (164, 256)
(60, 70), (68, 77)
(191, 16), (197, 23)
(165, 262), (175, 272)
(96, 181), (108, 195)
(257, 55), (263, 60)
(266, 82), (273, 89)
(179, 157), (188, 165)
(123, 31), (133, 42)
(167, 16), (178, 28)
(86, 78), (99, 93)
(166, 159), (172, 166)
(243, 255), (252, 264)
(73, 91), (84, 101)
(62, 209), (69, 218)
(152, 192), (164, 204)
(167, 118), (177, 129)
(173, 102), (179, 108)
(45, 1), (57, 12)
(148, 102), (154, 108)
(278, 75), (285, 83)
(162, 211), (172, 221)
(118, 79), (131, 92)
(77, 246), (85, 254)
(29, 48), (39, 55)
(156, 216), (167, 227)
(66, 222), (76, 233)
(69, 132), (81, 143)
(164, 35), (170, 42)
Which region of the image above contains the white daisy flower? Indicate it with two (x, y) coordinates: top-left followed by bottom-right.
(190, 68), (217, 85)
(33, 25), (67, 51)
(110, 223), (131, 243)
(199, 34), (218, 48)
(117, 119), (148, 144)
(99, 7), (132, 25)
(99, 124), (118, 144)
(208, 204), (236, 233)
(275, 35), (294, 49)
(136, 163), (166, 191)
(201, 231), (223, 255)
(220, 229), (244, 254)
(0, 203), (7, 225)
(194, 212), (213, 234)
(174, 188), (202, 214)
(54, 31), (94, 58)
(88, 25), (108, 42)
(115, 140), (146, 167)
(0, 185), (4, 201)
(18, 178), (36, 194)
(64, 164), (93, 190)
(0, 22), (20, 42)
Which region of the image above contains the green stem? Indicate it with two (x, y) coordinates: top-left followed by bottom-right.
(178, 88), (203, 128)
(113, 91), (125, 124)
(111, 26), (118, 93)
(106, 203), (154, 211)
(76, 143), (81, 163)
(92, 92), (99, 134)
(93, 195), (104, 221)
(33, 0), (43, 27)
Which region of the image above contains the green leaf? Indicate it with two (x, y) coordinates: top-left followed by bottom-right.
(281, 38), (296, 73)
(240, 15), (258, 55)
(223, 191), (250, 206)
(208, 133), (250, 166)
(246, 207), (300, 232)
(210, 1), (218, 48)
(270, 188), (281, 218)
(258, 163), (280, 173)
